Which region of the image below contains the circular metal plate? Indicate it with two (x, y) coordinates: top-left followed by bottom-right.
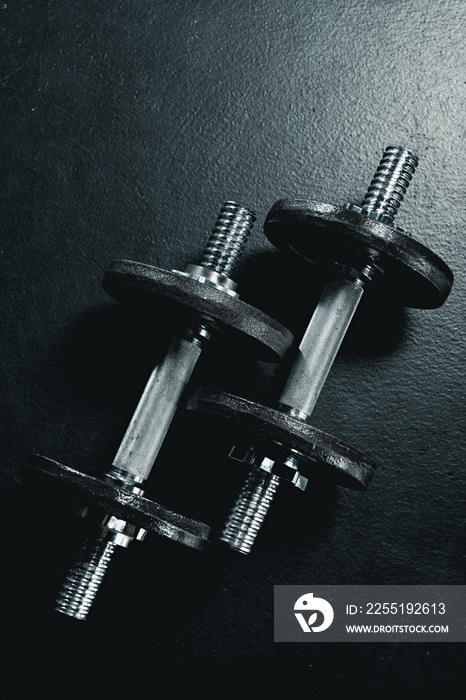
(23, 453), (210, 550)
(102, 260), (293, 361)
(187, 388), (376, 490)
(265, 199), (453, 309)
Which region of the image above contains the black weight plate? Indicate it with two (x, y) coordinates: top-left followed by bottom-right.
(102, 261), (293, 361)
(23, 453), (210, 550)
(187, 388), (376, 490)
(265, 199), (453, 309)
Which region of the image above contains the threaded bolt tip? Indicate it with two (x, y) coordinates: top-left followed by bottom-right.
(361, 145), (419, 224)
(220, 469), (280, 554)
(55, 536), (117, 621)
(198, 201), (256, 277)
(386, 145), (419, 164)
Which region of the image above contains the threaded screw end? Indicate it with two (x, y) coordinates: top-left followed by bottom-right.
(220, 469), (280, 554)
(55, 534), (117, 620)
(361, 145), (419, 224)
(198, 201), (256, 277)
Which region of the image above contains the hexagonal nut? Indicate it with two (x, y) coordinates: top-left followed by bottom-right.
(74, 503), (146, 547)
(229, 445), (308, 491)
(258, 456), (308, 491)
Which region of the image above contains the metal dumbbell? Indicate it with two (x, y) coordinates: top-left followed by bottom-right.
(187, 147), (454, 554)
(24, 201), (293, 618)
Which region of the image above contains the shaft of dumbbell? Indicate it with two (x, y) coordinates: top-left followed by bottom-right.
(112, 326), (209, 482)
(278, 266), (369, 420)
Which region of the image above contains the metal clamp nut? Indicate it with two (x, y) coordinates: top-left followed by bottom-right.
(229, 444), (308, 491)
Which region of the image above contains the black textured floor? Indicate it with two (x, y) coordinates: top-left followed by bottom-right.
(1, 2), (465, 697)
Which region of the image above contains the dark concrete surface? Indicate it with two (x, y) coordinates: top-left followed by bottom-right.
(1, 1), (465, 697)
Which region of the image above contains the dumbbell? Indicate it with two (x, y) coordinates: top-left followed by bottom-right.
(187, 147), (454, 554)
(24, 201), (293, 619)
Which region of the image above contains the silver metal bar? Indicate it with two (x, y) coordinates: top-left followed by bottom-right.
(112, 334), (205, 481)
(278, 268), (367, 420)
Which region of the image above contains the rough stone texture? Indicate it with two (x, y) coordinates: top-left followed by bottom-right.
(1, 1), (465, 697)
